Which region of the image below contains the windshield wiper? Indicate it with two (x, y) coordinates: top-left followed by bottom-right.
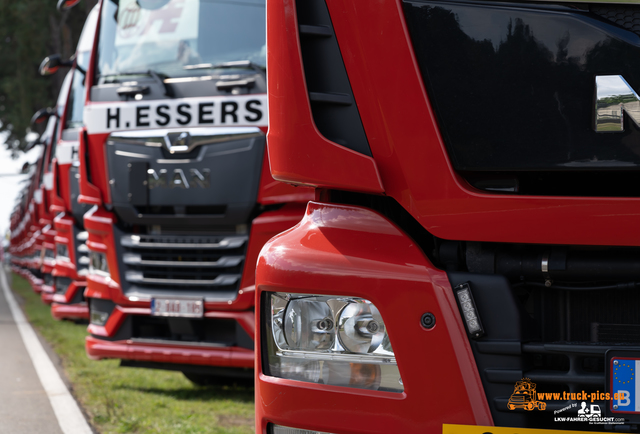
(102, 70), (173, 97)
(183, 60), (265, 75)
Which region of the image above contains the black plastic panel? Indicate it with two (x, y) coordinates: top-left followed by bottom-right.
(403, 1), (640, 172)
(69, 164), (90, 224)
(295, 0), (372, 156)
(106, 134), (264, 226)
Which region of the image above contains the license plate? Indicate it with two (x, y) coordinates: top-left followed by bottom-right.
(611, 357), (640, 413)
(150, 298), (204, 318)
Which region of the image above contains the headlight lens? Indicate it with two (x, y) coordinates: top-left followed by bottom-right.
(88, 251), (110, 277)
(56, 243), (69, 260)
(265, 292), (403, 392)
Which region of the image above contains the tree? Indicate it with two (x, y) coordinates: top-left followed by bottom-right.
(0, 0), (97, 153)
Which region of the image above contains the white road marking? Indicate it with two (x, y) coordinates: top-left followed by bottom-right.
(0, 269), (93, 434)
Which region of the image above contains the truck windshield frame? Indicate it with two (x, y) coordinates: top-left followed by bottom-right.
(96, 0), (266, 83)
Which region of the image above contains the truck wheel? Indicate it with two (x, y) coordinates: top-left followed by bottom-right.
(526, 402), (534, 410)
(538, 402), (547, 410)
(182, 372), (253, 388)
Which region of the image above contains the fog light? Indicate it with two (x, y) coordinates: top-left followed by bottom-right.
(265, 293), (403, 392)
(271, 424), (335, 434)
(454, 283), (484, 339)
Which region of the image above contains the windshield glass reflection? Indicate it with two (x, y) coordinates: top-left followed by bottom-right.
(97, 0), (265, 81)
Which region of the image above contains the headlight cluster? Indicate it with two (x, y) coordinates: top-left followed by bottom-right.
(88, 251), (110, 277)
(56, 242), (69, 260)
(265, 293), (403, 393)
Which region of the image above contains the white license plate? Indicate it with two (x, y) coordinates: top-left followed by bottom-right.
(150, 298), (204, 318)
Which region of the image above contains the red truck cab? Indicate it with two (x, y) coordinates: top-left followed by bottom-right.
(255, 0), (640, 433)
(49, 6), (99, 320)
(81, 0), (312, 383)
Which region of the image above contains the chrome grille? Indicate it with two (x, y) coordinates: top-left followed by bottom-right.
(118, 233), (248, 301)
(75, 229), (89, 277)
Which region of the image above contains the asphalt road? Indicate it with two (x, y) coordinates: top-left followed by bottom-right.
(0, 270), (63, 433)
(0, 268), (92, 434)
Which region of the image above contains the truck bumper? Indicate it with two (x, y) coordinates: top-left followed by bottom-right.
(51, 302), (89, 321)
(85, 335), (254, 367)
(255, 202), (493, 434)
(83, 204), (305, 371)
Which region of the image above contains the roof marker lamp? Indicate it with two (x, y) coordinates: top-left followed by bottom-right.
(265, 293), (403, 392)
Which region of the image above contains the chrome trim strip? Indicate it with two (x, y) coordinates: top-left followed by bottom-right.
(120, 235), (247, 249)
(125, 271), (240, 286)
(115, 150), (152, 159)
(129, 338), (230, 348)
(122, 253), (244, 268)
(109, 127), (263, 154)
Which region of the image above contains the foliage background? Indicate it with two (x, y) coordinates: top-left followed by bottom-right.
(0, 0), (97, 152)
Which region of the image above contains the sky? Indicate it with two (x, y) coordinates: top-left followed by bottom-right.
(0, 138), (41, 240)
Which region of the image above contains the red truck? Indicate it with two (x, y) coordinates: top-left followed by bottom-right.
(255, 0), (640, 432)
(47, 6), (99, 320)
(81, 0), (312, 383)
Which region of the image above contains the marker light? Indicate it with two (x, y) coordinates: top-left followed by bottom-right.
(454, 283), (485, 339)
(266, 293), (403, 392)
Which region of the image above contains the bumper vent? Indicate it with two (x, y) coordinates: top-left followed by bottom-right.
(118, 233), (248, 301)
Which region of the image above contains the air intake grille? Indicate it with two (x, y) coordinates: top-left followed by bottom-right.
(295, 0), (371, 156)
(118, 233), (248, 301)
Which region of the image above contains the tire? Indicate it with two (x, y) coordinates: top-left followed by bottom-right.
(538, 402), (547, 411)
(182, 372), (253, 388)
(526, 402), (534, 411)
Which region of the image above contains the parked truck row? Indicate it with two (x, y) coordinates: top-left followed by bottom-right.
(10, 0), (640, 433)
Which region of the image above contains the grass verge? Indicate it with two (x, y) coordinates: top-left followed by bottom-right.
(10, 272), (254, 434)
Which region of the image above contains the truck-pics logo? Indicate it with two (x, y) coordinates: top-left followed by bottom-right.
(507, 378), (547, 411)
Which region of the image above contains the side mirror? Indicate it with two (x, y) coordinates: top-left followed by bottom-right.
(30, 107), (56, 128)
(57, 0), (81, 12)
(39, 54), (72, 76)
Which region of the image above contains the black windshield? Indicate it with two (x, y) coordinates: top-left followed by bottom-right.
(97, 0), (266, 80)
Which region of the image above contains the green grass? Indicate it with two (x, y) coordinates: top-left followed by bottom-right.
(10, 272), (254, 434)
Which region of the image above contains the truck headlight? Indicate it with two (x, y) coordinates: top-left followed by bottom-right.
(264, 293), (403, 392)
(56, 243), (69, 260)
(88, 251), (109, 277)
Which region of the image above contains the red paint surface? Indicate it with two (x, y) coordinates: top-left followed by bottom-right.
(255, 202), (493, 433)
